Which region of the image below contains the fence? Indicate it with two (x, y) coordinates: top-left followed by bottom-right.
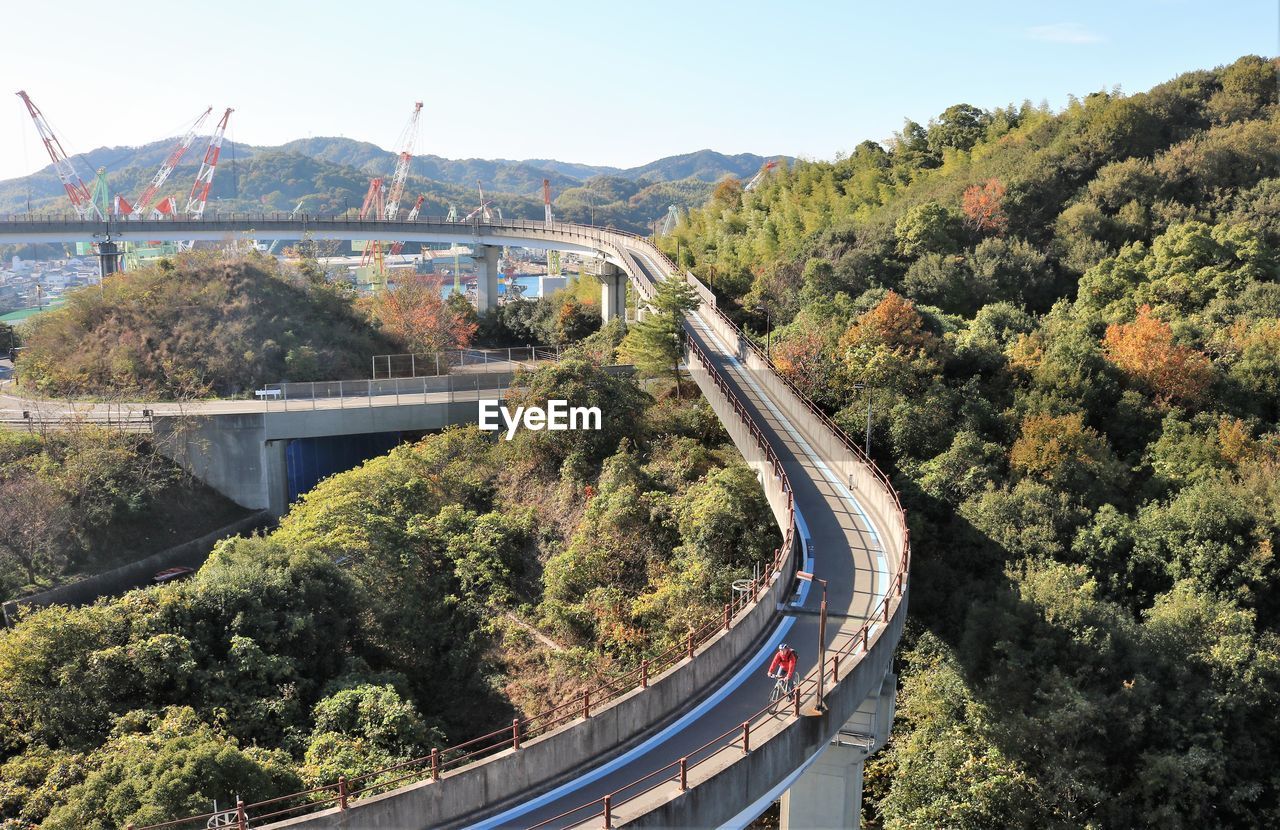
(369, 345), (563, 379)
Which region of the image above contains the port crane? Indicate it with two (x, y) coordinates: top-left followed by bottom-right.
(543, 179), (561, 277)
(360, 102), (423, 278)
(15, 90), (104, 220)
(123, 106), (213, 218)
(266, 200), (307, 255)
(744, 159), (778, 191)
(463, 181), (499, 222)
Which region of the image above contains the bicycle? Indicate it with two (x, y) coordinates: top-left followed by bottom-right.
(769, 672), (794, 711)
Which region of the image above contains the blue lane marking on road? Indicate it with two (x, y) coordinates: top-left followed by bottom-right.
(466, 616), (799, 830)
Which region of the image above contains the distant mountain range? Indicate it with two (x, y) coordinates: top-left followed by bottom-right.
(0, 138), (789, 233)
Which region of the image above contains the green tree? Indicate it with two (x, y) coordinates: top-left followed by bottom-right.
(40, 707), (300, 830)
(619, 276), (699, 395)
(894, 202), (960, 257)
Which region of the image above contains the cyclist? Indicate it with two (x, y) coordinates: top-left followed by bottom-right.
(768, 642), (797, 690)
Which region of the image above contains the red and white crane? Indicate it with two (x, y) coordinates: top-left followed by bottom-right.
(389, 194), (425, 256)
(126, 106), (212, 219)
(15, 90), (104, 220)
(384, 102), (422, 222)
(744, 159), (778, 191)
(358, 178), (386, 272)
(183, 108), (233, 220)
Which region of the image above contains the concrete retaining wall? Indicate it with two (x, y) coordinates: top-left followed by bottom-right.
(1, 510), (271, 626)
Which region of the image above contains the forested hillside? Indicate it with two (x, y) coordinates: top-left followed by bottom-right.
(0, 137), (785, 235)
(664, 55), (1279, 828)
(0, 352), (778, 829)
(0, 429), (247, 601)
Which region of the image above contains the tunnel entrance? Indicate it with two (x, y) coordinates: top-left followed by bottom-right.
(285, 431), (424, 503)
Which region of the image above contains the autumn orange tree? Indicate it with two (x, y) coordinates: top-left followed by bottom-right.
(1009, 412), (1124, 495)
(1103, 305), (1214, 405)
(838, 291), (942, 391)
(961, 178), (1008, 233)
(368, 275), (478, 355)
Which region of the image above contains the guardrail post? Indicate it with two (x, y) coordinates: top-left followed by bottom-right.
(338, 775), (348, 809)
(742, 721), (750, 754)
(793, 685), (801, 717)
(512, 718), (521, 750)
(686, 631), (694, 660)
(831, 655), (839, 684)
(641, 658), (649, 688)
(603, 795), (612, 829)
(431, 747), (440, 780)
(861, 627), (869, 653)
(236, 800), (247, 830)
(883, 602), (890, 622)
(679, 757), (688, 790)
(724, 602), (731, 631)
(583, 690), (591, 719)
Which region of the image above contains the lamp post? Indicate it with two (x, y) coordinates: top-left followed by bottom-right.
(757, 304), (771, 358)
(853, 381), (872, 456)
(796, 570), (828, 712)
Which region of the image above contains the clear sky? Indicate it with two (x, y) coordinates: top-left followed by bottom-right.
(1, 0), (1274, 181)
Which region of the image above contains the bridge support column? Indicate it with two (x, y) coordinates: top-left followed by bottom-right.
(97, 240), (123, 278)
(474, 244), (500, 313)
(780, 671), (896, 830)
(265, 439), (289, 518)
(598, 262), (627, 323)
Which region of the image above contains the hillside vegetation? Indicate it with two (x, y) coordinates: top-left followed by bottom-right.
(0, 428), (248, 601)
(16, 254), (393, 398)
(664, 55), (1279, 828)
(0, 355), (777, 829)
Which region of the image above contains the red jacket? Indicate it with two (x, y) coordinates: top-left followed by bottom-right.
(768, 647), (797, 680)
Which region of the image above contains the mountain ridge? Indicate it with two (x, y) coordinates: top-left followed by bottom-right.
(0, 139), (788, 233)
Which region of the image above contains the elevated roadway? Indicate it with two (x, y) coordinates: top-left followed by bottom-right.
(0, 216), (909, 829)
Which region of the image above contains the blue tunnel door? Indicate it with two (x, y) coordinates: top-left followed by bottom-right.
(285, 431), (404, 504)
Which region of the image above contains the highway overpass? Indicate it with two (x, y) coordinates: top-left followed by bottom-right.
(0, 216), (910, 829)
(0, 214), (635, 318)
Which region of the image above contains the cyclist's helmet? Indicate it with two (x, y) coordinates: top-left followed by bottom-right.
(779, 643), (789, 651)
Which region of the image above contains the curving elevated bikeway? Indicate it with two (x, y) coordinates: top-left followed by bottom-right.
(0, 216), (909, 830)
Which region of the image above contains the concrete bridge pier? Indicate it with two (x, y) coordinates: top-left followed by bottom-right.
(474, 244), (501, 312)
(780, 671), (896, 830)
(598, 262), (627, 323)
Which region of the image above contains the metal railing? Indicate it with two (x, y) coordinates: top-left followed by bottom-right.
(117, 224), (909, 830)
(0, 410), (154, 433)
